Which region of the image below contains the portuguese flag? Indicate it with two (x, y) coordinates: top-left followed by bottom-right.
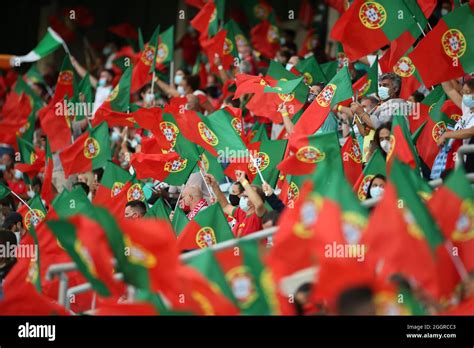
(199, 150), (226, 182)
(290, 66), (353, 140)
(224, 19), (249, 50)
(416, 93), (456, 168)
(354, 149), (386, 200)
(47, 214), (126, 297)
(14, 75), (45, 112)
(278, 131), (342, 176)
(145, 198), (171, 221)
(0, 94), (33, 147)
(51, 55), (77, 104)
(59, 121), (111, 178)
(224, 139), (287, 186)
(408, 85), (444, 133)
(203, 28), (238, 73)
(408, 3), (474, 87)
(174, 109), (248, 158)
(172, 206), (189, 237)
(214, 238), (279, 314)
(362, 180), (440, 299)
(71, 72), (93, 120)
(0, 182), (10, 200)
(341, 134), (363, 186)
(330, 0), (420, 60)
(52, 185), (93, 218)
(130, 151), (197, 185)
(170, 264), (239, 315)
(187, 248), (239, 306)
(245, 63), (308, 122)
(386, 114), (420, 172)
(352, 56), (378, 99)
(15, 137), (45, 182)
(428, 167), (474, 274)
(18, 195), (47, 232)
(298, 28), (319, 57)
(191, 0), (224, 37)
(93, 66), (132, 126)
(38, 99), (73, 153)
(156, 26), (174, 67)
(97, 207), (181, 294)
(244, 0), (273, 27)
(295, 55), (328, 85)
(250, 15), (280, 59)
(93, 161), (145, 216)
(131, 25), (159, 93)
(177, 203), (234, 251)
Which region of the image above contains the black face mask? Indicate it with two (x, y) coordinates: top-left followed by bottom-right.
(206, 85), (220, 99)
(307, 93), (316, 103)
(229, 194), (240, 206)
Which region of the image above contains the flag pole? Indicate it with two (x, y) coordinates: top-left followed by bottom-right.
(445, 240), (469, 280)
(9, 189), (38, 219)
(249, 153), (266, 184)
(198, 156), (215, 199)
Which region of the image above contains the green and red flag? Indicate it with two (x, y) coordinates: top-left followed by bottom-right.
(248, 121), (269, 143)
(0, 93), (33, 147)
(244, 0), (273, 26)
(298, 28), (319, 57)
(47, 214), (126, 297)
(250, 11), (280, 59)
(428, 167), (474, 274)
(93, 161), (145, 216)
(17, 195), (46, 232)
(145, 198), (172, 221)
(177, 203), (234, 251)
(100, 209), (181, 294)
(130, 151), (197, 185)
(172, 206), (189, 237)
(199, 150), (225, 182)
(295, 55), (328, 85)
(131, 25), (160, 93)
(191, 0), (223, 37)
(289, 66), (353, 140)
(408, 4), (474, 87)
(0, 182), (10, 200)
(15, 137), (45, 182)
(13, 74), (45, 112)
(203, 28), (238, 73)
(225, 139), (287, 186)
(341, 134), (363, 186)
(224, 19), (249, 49)
(52, 185), (93, 218)
(155, 26), (174, 68)
(38, 100), (73, 153)
(26, 63), (47, 87)
(187, 248), (238, 306)
(386, 114), (420, 171)
(50, 55), (77, 104)
(330, 0), (421, 60)
(59, 121), (111, 178)
(170, 264), (239, 315)
(278, 131), (342, 177)
(352, 56), (378, 99)
(416, 93), (457, 168)
(354, 149), (386, 200)
(71, 72), (93, 120)
(362, 180), (440, 299)
(173, 109), (248, 158)
(93, 66), (132, 126)
(407, 85), (444, 133)
(213, 238), (280, 314)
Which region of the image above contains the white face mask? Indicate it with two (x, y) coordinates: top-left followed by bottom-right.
(144, 93), (154, 104)
(380, 139), (391, 153)
(27, 190), (35, 198)
(14, 169), (23, 180)
(441, 8), (449, 16)
(111, 131), (121, 142)
(378, 86), (390, 101)
(285, 63), (294, 71)
(98, 77), (107, 87)
(239, 196), (249, 212)
(174, 75), (183, 85)
(177, 86), (185, 95)
(370, 186), (384, 199)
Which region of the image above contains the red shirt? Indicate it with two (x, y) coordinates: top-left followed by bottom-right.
(231, 207), (263, 238)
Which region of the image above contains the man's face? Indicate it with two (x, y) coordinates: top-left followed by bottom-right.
(380, 78), (394, 97)
(1, 154), (12, 167)
(361, 99), (376, 112)
(124, 206), (139, 219)
(99, 71), (112, 86)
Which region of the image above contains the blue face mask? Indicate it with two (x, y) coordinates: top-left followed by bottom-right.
(462, 94), (474, 108)
(174, 75), (183, 85)
(378, 86), (390, 101)
(239, 196), (249, 212)
(370, 186), (384, 199)
(0, 164), (6, 171)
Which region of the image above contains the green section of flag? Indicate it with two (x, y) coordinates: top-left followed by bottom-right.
(52, 186), (93, 218)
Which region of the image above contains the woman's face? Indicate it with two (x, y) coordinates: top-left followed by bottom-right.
(371, 177), (385, 189)
(379, 128), (391, 142)
(462, 83), (473, 97)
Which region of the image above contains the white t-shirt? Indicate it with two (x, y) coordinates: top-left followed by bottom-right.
(455, 103), (474, 145)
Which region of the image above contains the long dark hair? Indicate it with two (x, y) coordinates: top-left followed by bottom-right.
(374, 122), (392, 158)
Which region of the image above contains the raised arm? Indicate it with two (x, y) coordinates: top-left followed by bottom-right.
(204, 173), (234, 216)
(442, 80), (462, 109)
